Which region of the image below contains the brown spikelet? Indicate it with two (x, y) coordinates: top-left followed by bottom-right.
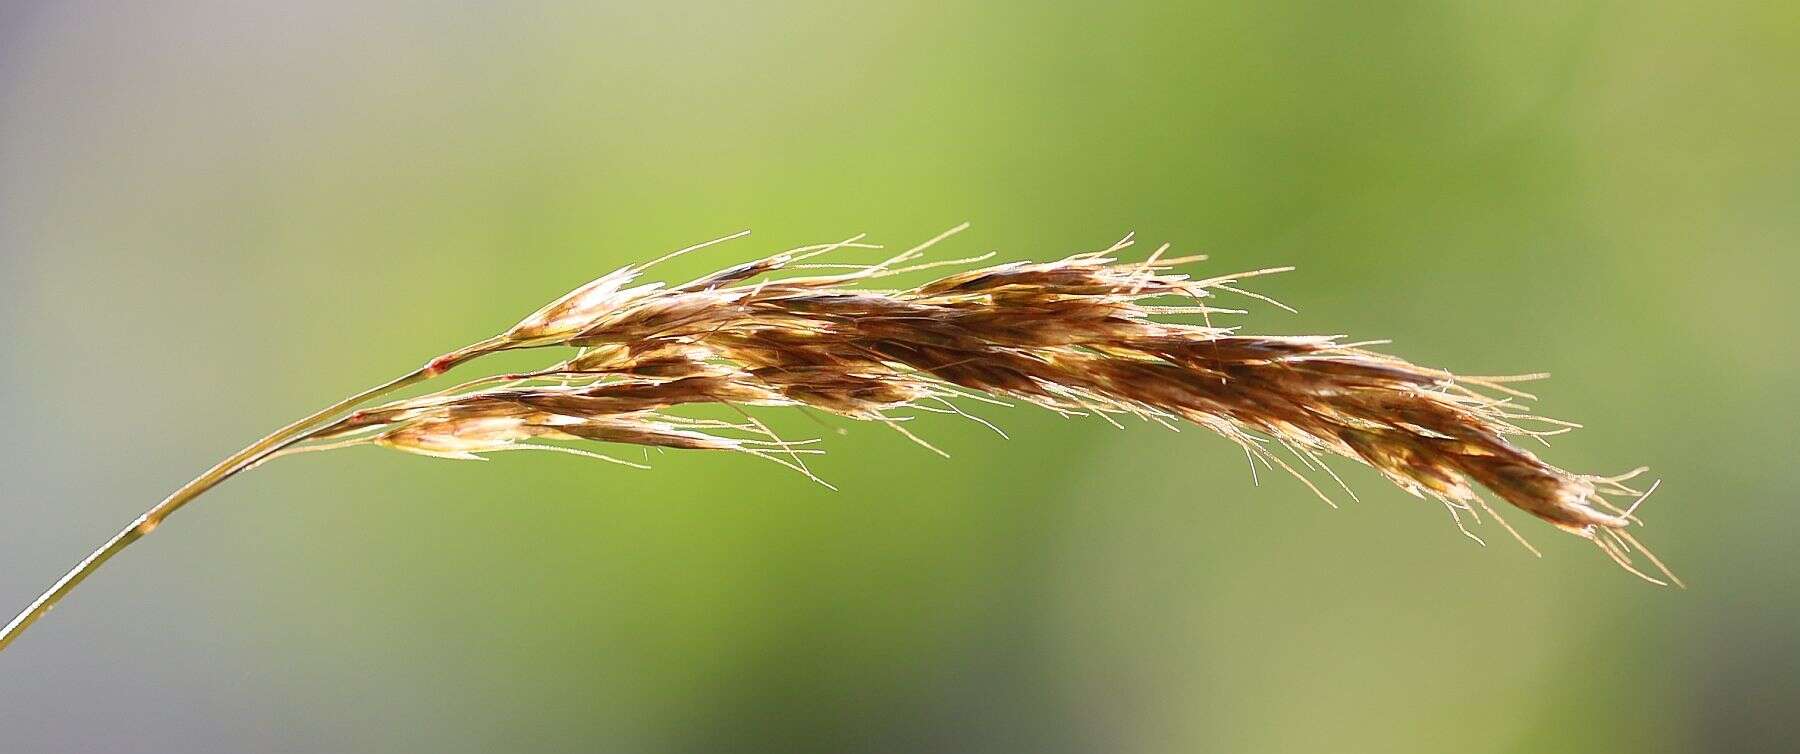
(301, 225), (1677, 585)
(0, 224), (1678, 657)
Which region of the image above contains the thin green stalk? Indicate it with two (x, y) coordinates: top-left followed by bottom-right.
(0, 339), (502, 654)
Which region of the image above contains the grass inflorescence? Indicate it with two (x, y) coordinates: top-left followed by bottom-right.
(0, 224), (1677, 654)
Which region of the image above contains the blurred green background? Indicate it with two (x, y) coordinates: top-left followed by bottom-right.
(2, 2), (1795, 752)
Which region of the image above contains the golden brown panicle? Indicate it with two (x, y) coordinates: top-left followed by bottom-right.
(0, 223), (1678, 659)
(299, 225), (1676, 585)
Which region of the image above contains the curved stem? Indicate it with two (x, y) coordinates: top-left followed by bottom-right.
(0, 341), (499, 654)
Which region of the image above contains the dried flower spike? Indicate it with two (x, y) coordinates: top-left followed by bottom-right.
(0, 225), (1678, 655)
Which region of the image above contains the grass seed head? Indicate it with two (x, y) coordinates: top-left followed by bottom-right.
(317, 226), (1677, 584)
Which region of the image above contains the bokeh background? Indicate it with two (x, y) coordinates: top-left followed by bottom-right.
(2, 2), (1796, 752)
